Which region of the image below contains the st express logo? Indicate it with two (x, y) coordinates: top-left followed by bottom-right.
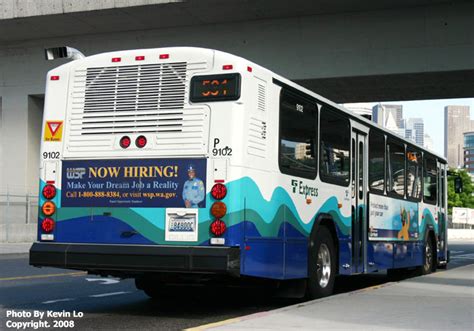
(291, 179), (318, 198)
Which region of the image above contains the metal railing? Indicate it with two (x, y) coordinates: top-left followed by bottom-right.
(0, 190), (39, 242)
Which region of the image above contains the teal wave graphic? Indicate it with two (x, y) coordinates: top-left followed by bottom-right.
(49, 176), (351, 243)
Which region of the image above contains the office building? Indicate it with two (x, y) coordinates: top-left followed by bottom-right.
(372, 104), (403, 129)
(406, 118), (424, 146)
(445, 106), (473, 168)
(464, 132), (474, 175)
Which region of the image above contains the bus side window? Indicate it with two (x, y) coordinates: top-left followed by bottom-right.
(319, 106), (350, 186)
(386, 139), (405, 197)
(278, 89), (318, 179)
(406, 148), (422, 200)
(423, 156), (437, 205)
(368, 131), (385, 193)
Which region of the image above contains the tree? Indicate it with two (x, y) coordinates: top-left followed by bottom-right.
(448, 169), (474, 214)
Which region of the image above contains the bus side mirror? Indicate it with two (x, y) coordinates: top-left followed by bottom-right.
(454, 176), (463, 194)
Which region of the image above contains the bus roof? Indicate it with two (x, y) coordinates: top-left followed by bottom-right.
(48, 46), (447, 162)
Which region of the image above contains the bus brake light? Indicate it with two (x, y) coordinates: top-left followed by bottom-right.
(211, 183), (227, 200)
(42, 184), (56, 199)
(41, 218), (55, 233)
(136, 136), (147, 148)
(120, 136), (131, 149)
(210, 219), (226, 236)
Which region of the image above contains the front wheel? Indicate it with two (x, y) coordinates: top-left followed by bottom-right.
(307, 226), (336, 299)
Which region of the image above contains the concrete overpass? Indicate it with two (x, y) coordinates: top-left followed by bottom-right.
(1, 0), (473, 102)
(0, 0), (473, 240)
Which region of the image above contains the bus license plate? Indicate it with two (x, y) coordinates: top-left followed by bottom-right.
(169, 217), (196, 232)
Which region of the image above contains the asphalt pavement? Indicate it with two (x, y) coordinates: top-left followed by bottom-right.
(0, 241), (472, 331)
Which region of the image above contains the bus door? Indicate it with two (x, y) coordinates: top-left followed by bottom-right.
(351, 130), (367, 273)
(438, 162), (447, 261)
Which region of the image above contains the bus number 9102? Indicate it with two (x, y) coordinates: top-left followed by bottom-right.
(43, 151), (60, 159)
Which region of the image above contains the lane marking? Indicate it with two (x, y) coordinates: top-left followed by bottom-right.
(86, 278), (120, 285)
(0, 272), (86, 281)
(42, 298), (75, 304)
(89, 291), (130, 298)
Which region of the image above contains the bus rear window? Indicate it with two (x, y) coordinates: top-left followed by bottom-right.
(278, 89), (318, 179)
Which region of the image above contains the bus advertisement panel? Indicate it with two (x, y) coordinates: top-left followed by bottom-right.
(61, 158), (207, 208)
(368, 194), (420, 241)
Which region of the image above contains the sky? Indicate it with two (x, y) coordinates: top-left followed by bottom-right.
(345, 98), (474, 156)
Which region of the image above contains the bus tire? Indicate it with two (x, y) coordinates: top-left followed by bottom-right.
(307, 226), (336, 299)
(136, 278), (171, 299)
(420, 233), (435, 275)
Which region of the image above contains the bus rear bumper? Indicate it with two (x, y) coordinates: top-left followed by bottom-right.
(29, 242), (240, 277)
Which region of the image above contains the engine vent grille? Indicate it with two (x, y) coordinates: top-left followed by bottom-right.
(73, 62), (187, 135)
(65, 60), (210, 157)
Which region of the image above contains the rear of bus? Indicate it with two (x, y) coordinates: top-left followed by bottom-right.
(30, 47), (251, 281)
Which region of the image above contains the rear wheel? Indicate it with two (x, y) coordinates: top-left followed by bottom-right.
(307, 226), (336, 299)
(421, 235), (435, 275)
(135, 278), (173, 299)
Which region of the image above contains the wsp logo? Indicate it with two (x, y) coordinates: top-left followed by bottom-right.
(66, 167), (86, 179)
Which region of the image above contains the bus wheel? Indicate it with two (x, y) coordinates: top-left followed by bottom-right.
(421, 235), (435, 275)
(307, 226), (336, 299)
(136, 278), (171, 299)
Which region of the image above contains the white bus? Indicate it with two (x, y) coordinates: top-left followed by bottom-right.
(30, 47), (448, 298)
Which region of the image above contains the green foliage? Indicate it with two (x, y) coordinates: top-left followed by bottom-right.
(448, 169), (474, 214)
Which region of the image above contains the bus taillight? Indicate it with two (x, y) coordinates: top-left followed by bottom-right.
(42, 201), (56, 216)
(41, 218), (55, 233)
(211, 183), (227, 200)
(210, 219), (226, 236)
(136, 135), (147, 148)
(42, 184), (56, 200)
(120, 136), (131, 149)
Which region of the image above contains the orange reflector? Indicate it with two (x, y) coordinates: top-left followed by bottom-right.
(306, 198), (312, 205)
(337, 203), (343, 209)
(211, 201), (227, 218)
(42, 201), (56, 216)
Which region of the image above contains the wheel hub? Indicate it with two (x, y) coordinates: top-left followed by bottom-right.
(317, 243), (331, 288)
